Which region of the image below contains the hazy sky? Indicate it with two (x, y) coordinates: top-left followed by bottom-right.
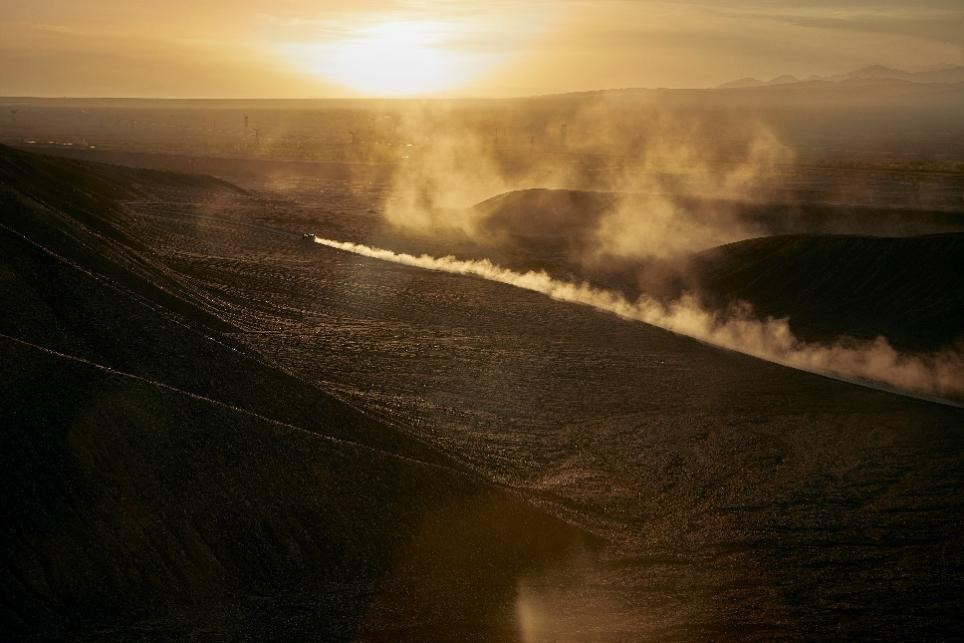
(2, 0), (962, 97)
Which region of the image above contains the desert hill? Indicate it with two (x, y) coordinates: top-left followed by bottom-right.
(676, 233), (964, 350)
(446, 188), (964, 351)
(474, 187), (964, 248)
(0, 146), (588, 639)
(3, 139), (964, 641)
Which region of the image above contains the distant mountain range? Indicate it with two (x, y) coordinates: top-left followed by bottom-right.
(719, 64), (964, 89)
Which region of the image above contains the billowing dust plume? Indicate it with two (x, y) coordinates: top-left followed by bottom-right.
(378, 93), (793, 262)
(314, 236), (964, 403)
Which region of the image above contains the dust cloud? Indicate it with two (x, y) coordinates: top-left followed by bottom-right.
(376, 94), (793, 262)
(313, 236), (964, 403)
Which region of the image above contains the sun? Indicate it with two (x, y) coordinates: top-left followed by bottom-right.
(281, 21), (498, 96)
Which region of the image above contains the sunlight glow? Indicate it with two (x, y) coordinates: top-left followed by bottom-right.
(280, 21), (502, 96)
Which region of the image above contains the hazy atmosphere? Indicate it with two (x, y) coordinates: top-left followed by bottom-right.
(2, 0), (963, 96)
(2, 1), (963, 641)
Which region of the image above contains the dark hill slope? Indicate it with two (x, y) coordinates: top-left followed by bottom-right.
(0, 143), (246, 220)
(678, 233), (964, 350)
(0, 147), (588, 639)
(443, 188), (964, 295)
(0, 144), (243, 331)
(462, 189), (963, 350)
(472, 187), (964, 254)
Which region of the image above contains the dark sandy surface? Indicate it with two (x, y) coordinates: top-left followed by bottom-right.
(2, 146), (963, 640)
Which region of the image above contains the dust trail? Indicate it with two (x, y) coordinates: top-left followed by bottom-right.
(314, 236), (964, 404)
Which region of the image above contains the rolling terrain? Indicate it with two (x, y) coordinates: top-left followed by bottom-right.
(380, 187), (964, 350)
(2, 146), (964, 639)
(0, 146), (590, 640)
(679, 233), (964, 350)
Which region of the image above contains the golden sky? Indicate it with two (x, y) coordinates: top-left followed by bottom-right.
(1, 0), (962, 97)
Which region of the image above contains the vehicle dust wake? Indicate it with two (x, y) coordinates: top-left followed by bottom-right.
(314, 236), (964, 404)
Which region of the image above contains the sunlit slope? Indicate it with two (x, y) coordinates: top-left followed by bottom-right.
(0, 146), (588, 640)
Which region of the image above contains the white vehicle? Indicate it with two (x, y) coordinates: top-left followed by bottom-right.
(302, 232), (315, 240)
